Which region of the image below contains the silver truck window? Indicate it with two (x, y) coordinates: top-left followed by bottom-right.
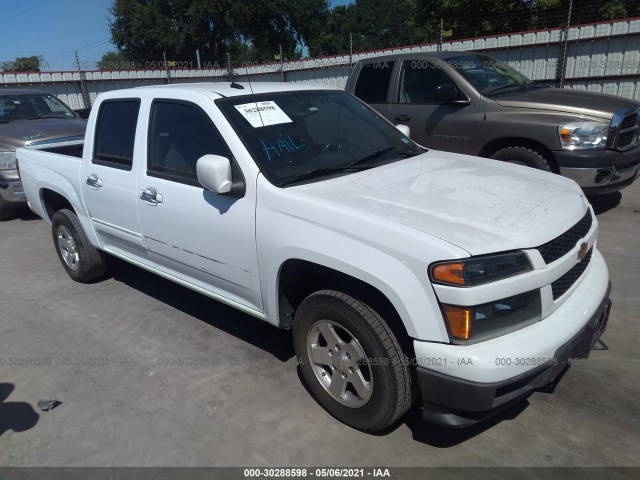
(354, 61), (395, 103)
(447, 54), (532, 94)
(93, 100), (140, 171)
(398, 61), (460, 104)
(148, 100), (231, 186)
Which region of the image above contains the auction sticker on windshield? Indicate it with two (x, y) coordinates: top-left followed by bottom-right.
(235, 101), (292, 128)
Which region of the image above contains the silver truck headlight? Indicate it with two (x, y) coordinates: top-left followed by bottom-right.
(558, 121), (608, 150)
(429, 252), (532, 287)
(0, 150), (17, 171)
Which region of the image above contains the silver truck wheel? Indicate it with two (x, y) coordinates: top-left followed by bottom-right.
(51, 209), (106, 283)
(490, 146), (552, 171)
(293, 290), (415, 432)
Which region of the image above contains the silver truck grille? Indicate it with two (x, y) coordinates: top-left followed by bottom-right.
(611, 109), (639, 151)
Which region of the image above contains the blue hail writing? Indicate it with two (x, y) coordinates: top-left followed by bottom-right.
(260, 135), (305, 162)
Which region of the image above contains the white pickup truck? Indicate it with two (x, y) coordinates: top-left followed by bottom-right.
(17, 82), (611, 432)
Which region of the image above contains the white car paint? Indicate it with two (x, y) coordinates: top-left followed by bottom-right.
(17, 82), (608, 388)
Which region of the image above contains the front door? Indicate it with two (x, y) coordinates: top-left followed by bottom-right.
(135, 98), (263, 314)
(389, 60), (479, 154)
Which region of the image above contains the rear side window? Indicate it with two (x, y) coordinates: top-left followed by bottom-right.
(354, 61), (394, 103)
(148, 100), (231, 185)
(93, 100), (140, 170)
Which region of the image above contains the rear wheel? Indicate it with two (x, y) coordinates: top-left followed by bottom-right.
(51, 209), (106, 283)
(293, 290), (415, 432)
(490, 146), (552, 171)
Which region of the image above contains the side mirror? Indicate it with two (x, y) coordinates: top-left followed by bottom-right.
(196, 155), (233, 194)
(435, 84), (458, 103)
(395, 124), (411, 137)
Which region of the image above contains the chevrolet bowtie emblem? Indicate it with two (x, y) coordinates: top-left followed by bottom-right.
(577, 242), (589, 262)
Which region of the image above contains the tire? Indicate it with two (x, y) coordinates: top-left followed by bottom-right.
(489, 146), (552, 171)
(0, 196), (19, 221)
(293, 290), (415, 432)
(51, 209), (106, 283)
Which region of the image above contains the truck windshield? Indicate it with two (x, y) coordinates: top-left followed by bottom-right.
(0, 93), (76, 122)
(217, 90), (423, 187)
(448, 54), (534, 95)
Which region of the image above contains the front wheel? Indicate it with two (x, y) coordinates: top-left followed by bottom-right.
(51, 209), (106, 283)
(293, 290), (415, 432)
(490, 146), (552, 171)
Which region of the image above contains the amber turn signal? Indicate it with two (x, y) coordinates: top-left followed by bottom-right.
(560, 128), (571, 143)
(442, 305), (473, 340)
(432, 262), (465, 285)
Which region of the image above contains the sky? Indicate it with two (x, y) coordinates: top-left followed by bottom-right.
(0, 0), (354, 72)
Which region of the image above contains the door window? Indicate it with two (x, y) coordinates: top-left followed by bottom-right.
(398, 61), (461, 104)
(354, 61), (395, 103)
(93, 100), (140, 170)
(148, 101), (231, 185)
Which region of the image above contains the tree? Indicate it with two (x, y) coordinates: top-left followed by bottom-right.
(1, 55), (44, 72)
(108, 0), (330, 64)
(309, 0), (428, 56)
(97, 51), (139, 70)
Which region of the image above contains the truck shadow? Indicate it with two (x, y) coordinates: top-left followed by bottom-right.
(108, 258), (295, 362)
(588, 191), (621, 215)
(0, 383), (39, 438)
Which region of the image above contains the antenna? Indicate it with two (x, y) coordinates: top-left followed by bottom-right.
(226, 52), (244, 89)
(244, 65), (266, 128)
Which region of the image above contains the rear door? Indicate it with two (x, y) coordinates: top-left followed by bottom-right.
(349, 59), (395, 118)
(135, 96), (263, 314)
(81, 99), (150, 262)
(389, 59), (479, 153)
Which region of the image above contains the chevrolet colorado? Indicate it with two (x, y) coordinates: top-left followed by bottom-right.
(16, 82), (611, 431)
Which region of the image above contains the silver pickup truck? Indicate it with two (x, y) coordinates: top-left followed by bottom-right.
(346, 51), (640, 194)
(0, 89), (87, 220)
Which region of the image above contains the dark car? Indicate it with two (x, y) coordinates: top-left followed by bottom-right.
(0, 89), (87, 219)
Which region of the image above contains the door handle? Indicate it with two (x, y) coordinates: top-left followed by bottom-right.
(86, 173), (103, 189)
(139, 187), (163, 206)
(393, 115), (412, 122)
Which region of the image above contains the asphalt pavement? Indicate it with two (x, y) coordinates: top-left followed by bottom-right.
(0, 181), (638, 468)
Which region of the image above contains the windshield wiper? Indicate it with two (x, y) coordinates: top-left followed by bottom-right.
(349, 146), (418, 166)
(279, 146), (421, 187)
(29, 113), (69, 119)
(279, 165), (371, 186)
(0, 119), (11, 124)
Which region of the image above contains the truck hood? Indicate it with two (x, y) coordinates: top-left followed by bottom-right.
(0, 118), (87, 150)
(492, 87), (639, 120)
(291, 151), (589, 256)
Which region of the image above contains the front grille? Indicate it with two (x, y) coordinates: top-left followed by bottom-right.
(536, 211), (593, 264)
(551, 248), (593, 300)
(617, 112), (638, 149)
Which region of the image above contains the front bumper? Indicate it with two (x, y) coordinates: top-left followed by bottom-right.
(414, 247), (611, 427)
(417, 291), (610, 427)
(0, 179), (26, 203)
(554, 148), (640, 192)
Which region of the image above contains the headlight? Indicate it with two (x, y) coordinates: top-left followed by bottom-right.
(0, 150), (17, 171)
(429, 252), (532, 287)
(442, 290), (541, 342)
(558, 121), (608, 150)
